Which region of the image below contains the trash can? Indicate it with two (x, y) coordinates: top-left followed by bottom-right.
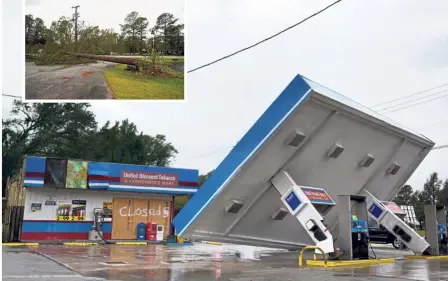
(136, 222), (146, 240)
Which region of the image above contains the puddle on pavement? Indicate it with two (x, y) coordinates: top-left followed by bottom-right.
(24, 244), (448, 281)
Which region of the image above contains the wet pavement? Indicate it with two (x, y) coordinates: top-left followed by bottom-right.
(169, 62), (184, 72)
(4, 243), (448, 281)
(25, 62), (115, 100)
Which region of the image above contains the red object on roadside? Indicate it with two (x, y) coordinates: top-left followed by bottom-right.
(146, 222), (157, 241)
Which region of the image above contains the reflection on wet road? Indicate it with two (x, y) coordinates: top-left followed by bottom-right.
(4, 244), (448, 281)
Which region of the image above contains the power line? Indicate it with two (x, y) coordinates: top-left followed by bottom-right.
(2, 94), (21, 99)
(187, 0), (344, 73)
(433, 145), (448, 151)
(381, 94), (448, 114)
(370, 83), (448, 108)
(376, 89), (448, 112)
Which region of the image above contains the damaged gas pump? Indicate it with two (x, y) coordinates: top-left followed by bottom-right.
(271, 170), (335, 254)
(271, 171), (376, 263)
(364, 190), (430, 254)
(424, 205), (448, 256)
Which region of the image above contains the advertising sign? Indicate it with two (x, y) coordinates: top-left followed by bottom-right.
(382, 201), (406, 215)
(66, 160), (88, 189)
(300, 186), (335, 205)
(120, 170), (178, 187)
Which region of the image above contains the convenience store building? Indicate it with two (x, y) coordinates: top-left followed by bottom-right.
(21, 156), (198, 241)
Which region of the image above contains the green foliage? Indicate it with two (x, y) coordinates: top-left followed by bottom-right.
(423, 172), (443, 205)
(154, 13), (179, 54)
(34, 51), (95, 66)
(138, 49), (169, 75)
(2, 101), (178, 198)
(199, 170), (214, 187)
(104, 64), (184, 100)
(393, 184), (414, 205)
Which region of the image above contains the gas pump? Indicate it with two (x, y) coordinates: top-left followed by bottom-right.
(335, 195), (370, 260)
(364, 190), (430, 254)
(89, 208), (104, 241)
(424, 205), (448, 255)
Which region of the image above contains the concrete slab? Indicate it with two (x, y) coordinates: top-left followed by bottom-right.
(6, 243), (448, 281)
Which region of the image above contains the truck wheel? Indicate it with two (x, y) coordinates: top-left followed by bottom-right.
(392, 238), (402, 249)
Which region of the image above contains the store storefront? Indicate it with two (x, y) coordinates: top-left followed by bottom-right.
(21, 156), (198, 241)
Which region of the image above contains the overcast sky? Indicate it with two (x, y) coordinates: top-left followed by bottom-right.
(25, 0), (184, 33)
(2, 0), (448, 190)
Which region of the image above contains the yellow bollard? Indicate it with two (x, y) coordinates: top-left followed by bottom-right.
(298, 246), (327, 267)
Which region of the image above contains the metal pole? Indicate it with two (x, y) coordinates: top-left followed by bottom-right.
(71, 5), (80, 48)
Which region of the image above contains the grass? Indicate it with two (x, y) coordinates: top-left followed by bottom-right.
(417, 230), (425, 236)
(104, 64), (184, 100)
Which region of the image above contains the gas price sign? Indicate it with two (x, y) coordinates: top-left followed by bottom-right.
(56, 216), (86, 221)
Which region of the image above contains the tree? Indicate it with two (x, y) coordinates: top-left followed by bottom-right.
(423, 172), (442, 205)
(2, 102), (97, 197)
(411, 190), (429, 229)
(172, 24), (184, 55)
(438, 179), (448, 206)
(199, 170), (214, 187)
(120, 11), (139, 54)
(25, 14), (47, 52)
(393, 184), (414, 205)
(50, 16), (74, 48)
(135, 17), (149, 54)
(154, 13), (178, 54)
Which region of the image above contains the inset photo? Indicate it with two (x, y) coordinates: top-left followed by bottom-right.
(25, 0), (185, 100)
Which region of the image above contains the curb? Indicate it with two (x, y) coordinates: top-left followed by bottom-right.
(164, 242), (193, 246)
(204, 241), (222, 245)
(3, 242), (39, 246)
(63, 242), (98, 246)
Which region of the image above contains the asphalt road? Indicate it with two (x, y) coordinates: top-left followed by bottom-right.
(25, 62), (116, 100)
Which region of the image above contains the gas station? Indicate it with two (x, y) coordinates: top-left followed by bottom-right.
(173, 74), (448, 266)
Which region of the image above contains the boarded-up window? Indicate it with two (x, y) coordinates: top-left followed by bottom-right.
(44, 158), (68, 188)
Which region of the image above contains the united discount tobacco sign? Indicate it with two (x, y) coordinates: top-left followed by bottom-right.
(120, 171), (178, 187)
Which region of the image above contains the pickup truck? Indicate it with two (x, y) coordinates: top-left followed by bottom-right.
(369, 224), (404, 249)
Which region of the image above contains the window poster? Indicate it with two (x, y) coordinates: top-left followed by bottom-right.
(103, 201), (113, 218)
(66, 160), (88, 189)
(31, 203), (42, 212)
(56, 200), (86, 221)
(71, 200), (87, 217)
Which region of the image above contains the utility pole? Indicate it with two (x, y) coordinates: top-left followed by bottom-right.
(72, 5), (80, 48)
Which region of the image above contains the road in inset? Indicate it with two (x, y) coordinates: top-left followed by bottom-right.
(25, 62), (116, 100)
